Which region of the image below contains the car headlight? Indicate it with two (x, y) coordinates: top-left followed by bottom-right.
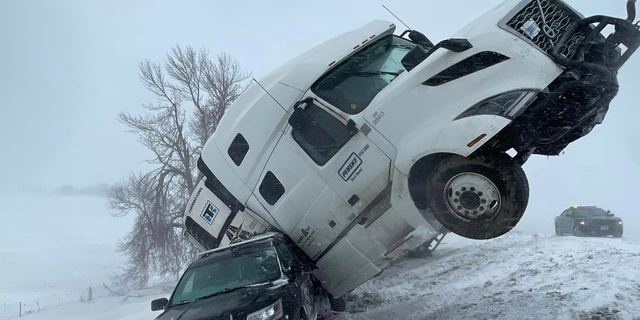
(579, 221), (586, 225)
(454, 90), (538, 120)
(618, 221), (623, 225)
(246, 299), (283, 320)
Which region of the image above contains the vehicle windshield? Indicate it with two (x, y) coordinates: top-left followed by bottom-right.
(573, 208), (608, 217)
(168, 247), (281, 307)
(311, 35), (416, 114)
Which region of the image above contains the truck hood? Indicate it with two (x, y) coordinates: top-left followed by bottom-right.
(155, 282), (287, 320)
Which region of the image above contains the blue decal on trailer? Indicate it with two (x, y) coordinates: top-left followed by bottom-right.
(338, 152), (363, 181)
(201, 201), (219, 225)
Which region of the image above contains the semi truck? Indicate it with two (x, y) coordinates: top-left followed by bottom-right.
(182, 0), (639, 298)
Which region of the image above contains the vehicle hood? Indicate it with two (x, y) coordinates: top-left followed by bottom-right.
(155, 281), (288, 320)
(574, 216), (621, 222)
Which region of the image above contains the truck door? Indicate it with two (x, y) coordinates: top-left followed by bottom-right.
(254, 98), (391, 260)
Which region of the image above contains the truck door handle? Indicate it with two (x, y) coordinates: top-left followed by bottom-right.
(348, 194), (360, 206)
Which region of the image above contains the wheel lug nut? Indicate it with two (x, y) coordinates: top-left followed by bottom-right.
(454, 199), (459, 203)
(481, 199), (487, 204)
(461, 187), (466, 191)
(455, 191), (460, 196)
(470, 187), (475, 192)
(473, 211), (478, 215)
(465, 210), (469, 214)
(480, 206), (485, 211)
(457, 206), (463, 210)
(478, 192), (483, 196)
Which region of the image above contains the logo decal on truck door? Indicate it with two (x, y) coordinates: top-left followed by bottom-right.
(339, 153), (363, 181)
(200, 201), (219, 225)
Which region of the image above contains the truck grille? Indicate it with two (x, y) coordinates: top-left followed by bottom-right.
(505, 0), (585, 57)
(579, 220), (618, 234)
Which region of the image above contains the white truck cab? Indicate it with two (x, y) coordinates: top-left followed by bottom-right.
(183, 0), (639, 297)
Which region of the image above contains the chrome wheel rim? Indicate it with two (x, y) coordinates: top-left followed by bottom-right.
(443, 172), (501, 221)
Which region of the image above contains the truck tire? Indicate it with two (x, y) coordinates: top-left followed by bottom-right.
(424, 153), (529, 240)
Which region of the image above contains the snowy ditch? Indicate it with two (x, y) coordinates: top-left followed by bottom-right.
(336, 231), (640, 320)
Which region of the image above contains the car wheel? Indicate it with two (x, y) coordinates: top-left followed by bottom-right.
(555, 224), (562, 236)
(317, 293), (333, 319)
(614, 227), (623, 238)
(293, 307), (308, 320)
(329, 295), (347, 312)
(424, 153), (529, 240)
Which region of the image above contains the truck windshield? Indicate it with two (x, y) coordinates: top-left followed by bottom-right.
(574, 208), (608, 217)
(311, 35), (416, 114)
(169, 247), (281, 306)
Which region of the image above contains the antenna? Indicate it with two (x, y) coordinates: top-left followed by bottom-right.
(382, 5), (411, 30)
(252, 78), (286, 111)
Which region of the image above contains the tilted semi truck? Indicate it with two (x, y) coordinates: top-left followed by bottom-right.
(182, 0), (639, 297)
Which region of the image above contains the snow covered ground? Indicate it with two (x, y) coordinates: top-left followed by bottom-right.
(338, 231), (640, 320)
(0, 191), (136, 319)
(8, 285), (171, 320)
(4, 226), (639, 320)
(1, 191), (637, 320)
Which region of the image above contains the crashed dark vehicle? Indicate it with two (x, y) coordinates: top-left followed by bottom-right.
(555, 206), (623, 237)
(151, 232), (330, 320)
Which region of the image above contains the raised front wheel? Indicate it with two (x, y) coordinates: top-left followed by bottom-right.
(424, 153), (529, 240)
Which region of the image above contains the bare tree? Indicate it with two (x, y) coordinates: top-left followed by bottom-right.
(108, 45), (250, 287)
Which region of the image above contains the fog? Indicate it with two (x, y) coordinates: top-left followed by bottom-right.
(0, 0), (638, 237)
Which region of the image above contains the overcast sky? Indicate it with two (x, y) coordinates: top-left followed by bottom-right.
(0, 0), (638, 235)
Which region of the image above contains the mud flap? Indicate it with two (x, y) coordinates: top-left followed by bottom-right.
(407, 232), (447, 259)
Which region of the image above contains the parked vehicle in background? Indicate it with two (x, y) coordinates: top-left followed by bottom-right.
(555, 206), (623, 237)
(151, 233), (330, 320)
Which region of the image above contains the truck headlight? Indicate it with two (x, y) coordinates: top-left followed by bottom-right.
(246, 299), (283, 320)
(579, 221), (586, 225)
(618, 221), (623, 225)
(454, 90), (538, 120)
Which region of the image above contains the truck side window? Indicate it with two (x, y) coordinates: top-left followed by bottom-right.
(311, 35), (414, 114)
(259, 171), (285, 205)
(291, 104), (352, 166)
(228, 133), (249, 166)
